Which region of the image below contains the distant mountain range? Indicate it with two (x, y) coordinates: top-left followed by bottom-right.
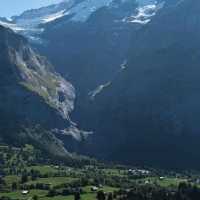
(0, 0), (161, 41)
(1, 0), (200, 169)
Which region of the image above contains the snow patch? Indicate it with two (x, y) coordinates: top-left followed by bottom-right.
(123, 1), (164, 24)
(120, 59), (128, 70)
(0, 20), (25, 32)
(89, 82), (111, 100)
(42, 9), (67, 23)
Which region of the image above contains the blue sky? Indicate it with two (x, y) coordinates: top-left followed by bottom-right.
(1, 0), (63, 18)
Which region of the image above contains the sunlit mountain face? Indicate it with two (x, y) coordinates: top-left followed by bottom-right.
(0, 24), (75, 156)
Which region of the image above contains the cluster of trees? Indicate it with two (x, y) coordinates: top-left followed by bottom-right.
(62, 183), (200, 200)
(114, 183), (200, 200)
(0, 176), (6, 191)
(0, 145), (47, 176)
(0, 197), (12, 200)
(46, 187), (82, 197)
(96, 191), (114, 200)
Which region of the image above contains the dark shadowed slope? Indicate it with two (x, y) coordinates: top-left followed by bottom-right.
(77, 0), (200, 169)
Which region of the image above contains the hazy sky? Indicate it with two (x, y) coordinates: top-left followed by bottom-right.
(1, 0), (63, 18)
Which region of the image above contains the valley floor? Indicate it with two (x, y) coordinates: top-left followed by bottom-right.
(0, 145), (200, 200)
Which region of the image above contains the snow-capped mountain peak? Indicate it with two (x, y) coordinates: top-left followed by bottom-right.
(0, 0), (165, 41)
(0, 0), (114, 39)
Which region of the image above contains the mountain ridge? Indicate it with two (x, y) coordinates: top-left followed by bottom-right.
(0, 25), (81, 158)
(0, 0), (161, 42)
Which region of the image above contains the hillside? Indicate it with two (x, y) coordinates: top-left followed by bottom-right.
(78, 0), (200, 169)
(0, 25), (76, 157)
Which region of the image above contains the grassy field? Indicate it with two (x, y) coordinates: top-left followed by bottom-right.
(0, 186), (118, 200)
(102, 168), (127, 177)
(157, 178), (187, 188)
(0, 190), (47, 199)
(43, 193), (96, 200)
(4, 175), (20, 186)
(138, 177), (188, 188)
(27, 165), (60, 175)
(0, 145), (193, 200)
(0, 164), (119, 200)
(0, 191), (97, 200)
(83, 185), (118, 193)
(26, 177), (77, 187)
(2, 144), (197, 200)
(0, 171), (191, 200)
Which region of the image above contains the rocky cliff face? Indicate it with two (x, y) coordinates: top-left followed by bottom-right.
(0, 25), (77, 157)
